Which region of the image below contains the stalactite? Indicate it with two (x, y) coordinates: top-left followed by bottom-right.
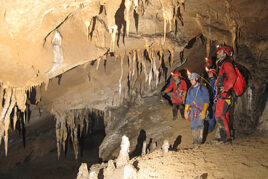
(160, 0), (174, 43)
(231, 25), (238, 55)
(124, 0), (132, 37)
(169, 48), (174, 66)
(206, 40), (211, 57)
(0, 87), (3, 112)
(85, 20), (91, 40)
(3, 95), (15, 156)
(73, 126), (79, 160)
(0, 86), (31, 155)
(119, 55), (124, 97)
(109, 25), (118, 52)
(132, 50), (136, 78)
(13, 106), (17, 130)
(96, 57), (101, 70)
(52, 108), (101, 159)
(15, 88), (27, 112)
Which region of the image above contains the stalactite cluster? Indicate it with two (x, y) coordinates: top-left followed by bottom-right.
(51, 108), (103, 159)
(0, 86), (37, 156)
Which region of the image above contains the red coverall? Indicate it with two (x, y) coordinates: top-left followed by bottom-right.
(215, 60), (237, 140)
(167, 79), (187, 119)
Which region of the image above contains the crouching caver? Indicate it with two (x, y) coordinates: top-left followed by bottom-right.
(184, 73), (209, 144)
(162, 72), (187, 120)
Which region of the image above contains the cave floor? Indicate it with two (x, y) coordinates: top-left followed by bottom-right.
(133, 134), (268, 179)
(0, 98), (268, 179)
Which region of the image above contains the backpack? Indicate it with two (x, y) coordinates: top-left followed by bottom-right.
(222, 61), (247, 96)
(233, 65), (247, 96)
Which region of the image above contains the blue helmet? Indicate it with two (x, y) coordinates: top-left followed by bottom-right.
(188, 73), (199, 80)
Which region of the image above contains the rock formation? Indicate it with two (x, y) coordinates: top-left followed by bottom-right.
(0, 0), (267, 168)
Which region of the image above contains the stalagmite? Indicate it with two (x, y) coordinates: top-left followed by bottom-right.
(116, 135), (130, 168)
(89, 171), (98, 179)
(104, 160), (116, 178)
(142, 140), (146, 156)
(47, 30), (64, 75)
(77, 163), (89, 179)
(162, 139), (169, 155)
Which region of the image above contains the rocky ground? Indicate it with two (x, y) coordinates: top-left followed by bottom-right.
(0, 95), (268, 179)
(134, 135), (268, 179)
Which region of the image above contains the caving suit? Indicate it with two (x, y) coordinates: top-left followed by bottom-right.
(186, 83), (209, 144)
(215, 59), (237, 141)
(167, 79), (187, 119)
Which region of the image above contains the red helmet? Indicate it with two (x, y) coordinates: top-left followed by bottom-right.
(171, 72), (180, 77)
(216, 45), (232, 56)
(205, 57), (212, 63)
(205, 67), (217, 75)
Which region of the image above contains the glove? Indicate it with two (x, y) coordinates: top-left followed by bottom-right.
(200, 103), (209, 120)
(162, 89), (170, 96)
(184, 104), (190, 120)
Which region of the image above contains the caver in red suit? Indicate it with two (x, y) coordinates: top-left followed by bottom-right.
(215, 45), (237, 142)
(163, 72), (188, 120)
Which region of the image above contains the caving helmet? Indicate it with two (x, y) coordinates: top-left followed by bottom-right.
(171, 72), (181, 77)
(205, 57), (212, 63)
(216, 44), (232, 56)
(205, 67), (217, 75)
(188, 73), (199, 80)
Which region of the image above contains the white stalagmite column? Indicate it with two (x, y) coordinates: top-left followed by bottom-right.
(162, 139), (169, 155)
(116, 135), (130, 168)
(142, 141), (146, 156)
(77, 163), (89, 179)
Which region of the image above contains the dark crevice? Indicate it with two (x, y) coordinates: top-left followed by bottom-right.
(185, 37), (197, 49)
(115, 0), (126, 47)
(134, 10), (139, 33)
(99, 5), (104, 14)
